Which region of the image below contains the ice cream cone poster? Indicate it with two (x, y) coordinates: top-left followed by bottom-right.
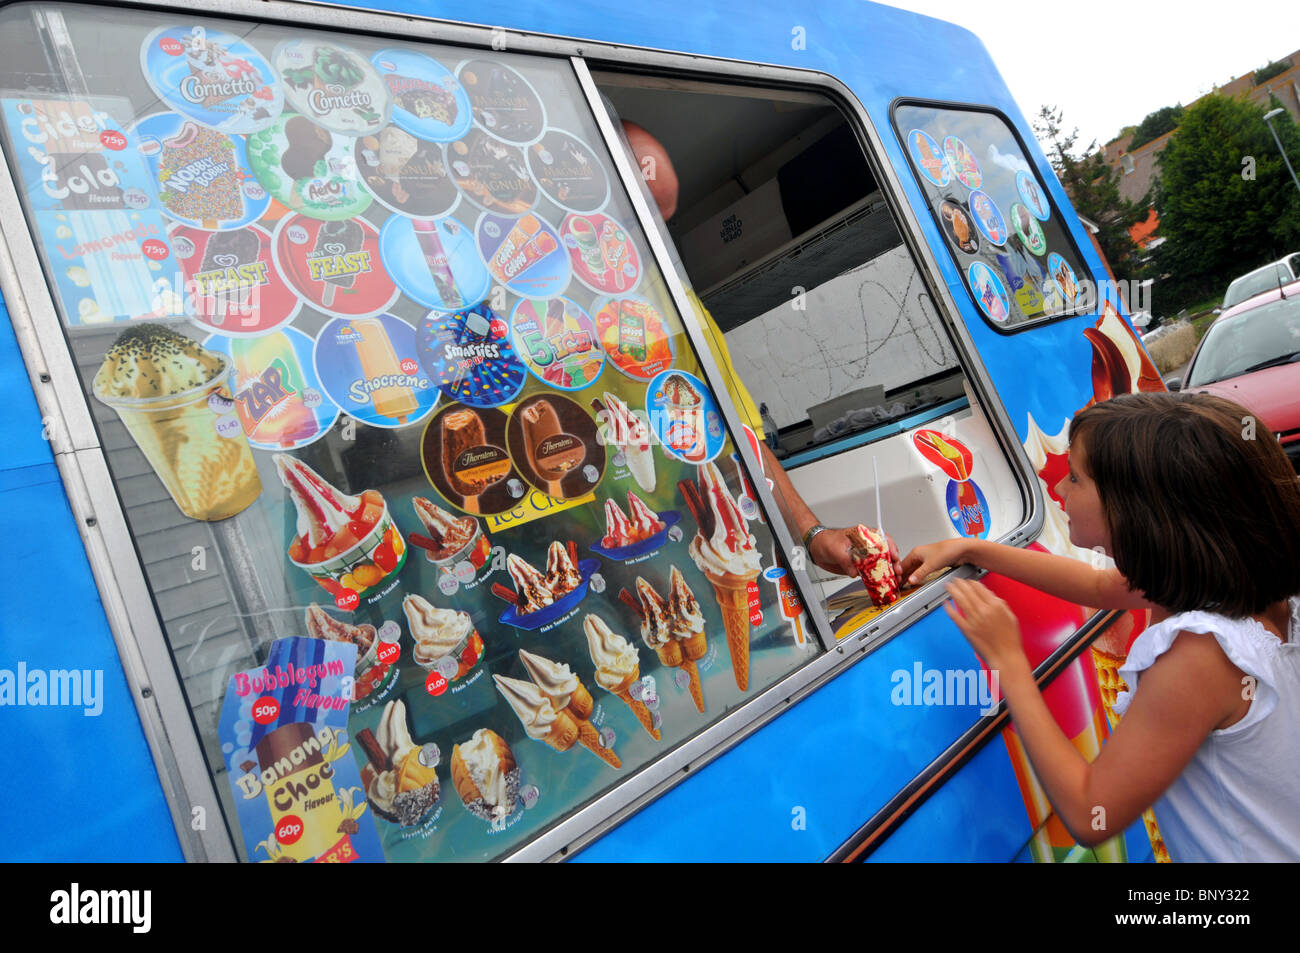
(510, 296), (605, 390)
(205, 326), (339, 450)
(370, 48), (471, 143)
(421, 402), (524, 515)
(1010, 203), (1046, 256)
(456, 59), (546, 145)
(561, 213), (642, 294)
(527, 129), (609, 214)
(507, 393), (606, 500)
(141, 26), (282, 135)
(968, 189), (1006, 247)
(219, 637), (384, 862)
(273, 213), (399, 317)
(1016, 170), (1050, 222)
(416, 305), (527, 407)
(968, 261), (1010, 323)
(943, 134), (981, 189)
(379, 215), (489, 312)
(170, 223), (300, 335)
(647, 369), (724, 465)
(247, 114), (373, 221)
(354, 125), (460, 219)
(314, 314), (438, 429)
(448, 129), (537, 215)
(274, 39), (389, 137)
(474, 211), (569, 298)
(591, 295), (676, 380)
(134, 112), (270, 230)
(912, 428), (989, 538)
(907, 128), (950, 187)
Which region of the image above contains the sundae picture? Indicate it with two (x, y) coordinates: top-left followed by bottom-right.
(304, 603), (391, 701)
(494, 673), (620, 769)
(356, 699), (440, 827)
(450, 729), (519, 824)
(584, 614), (660, 739)
(492, 542), (597, 630)
(679, 461), (762, 691)
(503, 552), (553, 614)
(847, 524), (899, 608)
(622, 568), (708, 713)
(410, 497), (488, 567)
(402, 592), (483, 678)
(599, 490), (669, 552)
(661, 373), (708, 463)
(93, 324), (261, 522)
(596, 392), (656, 492)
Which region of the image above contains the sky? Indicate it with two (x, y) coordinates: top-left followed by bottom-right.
(883, 0), (1298, 153)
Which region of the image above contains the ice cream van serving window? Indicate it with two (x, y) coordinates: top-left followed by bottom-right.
(891, 101), (1091, 333)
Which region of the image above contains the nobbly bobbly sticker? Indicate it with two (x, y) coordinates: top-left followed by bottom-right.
(908, 129), (950, 187)
(169, 222), (300, 335)
(506, 393), (606, 500)
(1010, 202), (1046, 255)
(379, 215), (489, 312)
(943, 135), (981, 189)
(417, 305), (527, 407)
(968, 261), (1010, 323)
(422, 403), (522, 515)
(1016, 170), (1050, 221)
(475, 212), (569, 298)
(354, 126), (460, 219)
(273, 214), (399, 317)
(526, 130), (609, 214)
(968, 189), (1007, 247)
(371, 49), (471, 143)
(561, 213), (641, 294)
(247, 114), (373, 221)
(592, 295), (676, 381)
(315, 314), (438, 429)
(510, 296), (605, 390)
(274, 39), (390, 137)
(134, 112), (269, 230)
(456, 59), (545, 145)
(141, 26), (283, 134)
(446, 129), (536, 215)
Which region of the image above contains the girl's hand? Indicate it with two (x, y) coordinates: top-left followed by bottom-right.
(944, 578), (1025, 671)
(898, 538), (970, 588)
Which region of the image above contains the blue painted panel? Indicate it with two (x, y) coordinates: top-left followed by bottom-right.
(0, 301), (55, 472)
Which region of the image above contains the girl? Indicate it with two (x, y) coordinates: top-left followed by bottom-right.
(901, 392), (1300, 861)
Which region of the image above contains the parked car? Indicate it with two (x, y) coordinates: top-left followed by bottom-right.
(1220, 253), (1300, 310)
(1171, 279), (1300, 470)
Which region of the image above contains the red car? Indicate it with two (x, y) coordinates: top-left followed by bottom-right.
(1172, 279), (1300, 470)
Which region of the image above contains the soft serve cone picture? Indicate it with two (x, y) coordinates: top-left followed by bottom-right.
(450, 729), (520, 824)
(356, 699), (440, 827)
(494, 673), (620, 769)
(624, 572), (706, 713)
(584, 614), (660, 739)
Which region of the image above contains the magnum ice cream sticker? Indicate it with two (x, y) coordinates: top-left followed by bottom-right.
(170, 223), (300, 334)
(141, 25), (282, 134)
(447, 129), (537, 214)
(527, 129), (609, 214)
(506, 394), (605, 501)
(355, 124), (459, 218)
(370, 48), (471, 143)
(421, 403), (522, 516)
(274, 38), (390, 137)
(456, 59), (546, 145)
(314, 314), (438, 429)
(273, 214), (399, 317)
(247, 114), (373, 221)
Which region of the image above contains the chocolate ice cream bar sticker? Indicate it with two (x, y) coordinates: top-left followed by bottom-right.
(475, 212), (569, 298)
(527, 129), (609, 214)
(141, 26), (282, 134)
(968, 261), (1010, 323)
(938, 199), (979, 255)
(247, 113), (373, 221)
(379, 215), (489, 312)
(506, 393), (606, 501)
(354, 125), (460, 219)
(1016, 170), (1050, 222)
(1011, 202), (1046, 256)
(170, 222), (300, 335)
(647, 369), (724, 464)
(274, 38), (389, 137)
(204, 326), (339, 450)
(456, 59), (545, 145)
(510, 297), (604, 390)
(273, 214), (399, 318)
(422, 403), (521, 515)
(968, 189), (1007, 247)
(562, 213), (641, 294)
(592, 295), (676, 381)
(315, 314), (438, 429)
(943, 134), (981, 189)
(448, 129), (537, 215)
(371, 48), (471, 143)
(907, 128), (950, 187)
(2, 97), (155, 213)
(135, 113), (269, 230)
(416, 305), (526, 407)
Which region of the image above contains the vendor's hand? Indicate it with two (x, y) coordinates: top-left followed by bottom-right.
(944, 578), (1023, 671)
(898, 538), (969, 588)
(808, 526), (899, 578)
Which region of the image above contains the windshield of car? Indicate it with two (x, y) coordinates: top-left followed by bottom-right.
(1223, 264), (1292, 309)
(1188, 295), (1300, 386)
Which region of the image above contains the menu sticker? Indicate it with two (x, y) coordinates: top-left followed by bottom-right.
(170, 222), (300, 335)
(354, 125), (460, 219)
(591, 295), (676, 380)
(272, 213), (399, 317)
(247, 113), (373, 221)
(646, 369), (724, 464)
(416, 305), (527, 407)
(141, 26), (283, 134)
(2, 97), (155, 213)
(510, 296), (604, 390)
(379, 215), (489, 312)
(205, 326), (339, 450)
(1016, 170), (1050, 221)
(421, 402), (524, 515)
(315, 314), (438, 429)
(938, 198), (979, 255)
(943, 135), (981, 189)
(561, 213), (641, 294)
(968, 261), (1010, 323)
(968, 189), (1007, 247)
(371, 48), (472, 142)
(274, 39), (390, 137)
(456, 59), (546, 145)
(447, 129), (537, 214)
(526, 129), (609, 214)
(506, 393), (606, 500)
(907, 128), (950, 187)
(475, 212), (569, 298)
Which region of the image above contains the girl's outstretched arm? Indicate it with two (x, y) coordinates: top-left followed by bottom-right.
(901, 537), (1155, 611)
(945, 578), (1242, 846)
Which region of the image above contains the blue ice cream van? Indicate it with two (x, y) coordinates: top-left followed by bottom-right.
(0, 0), (1167, 862)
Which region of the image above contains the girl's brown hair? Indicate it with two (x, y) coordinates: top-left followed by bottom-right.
(1069, 392), (1300, 617)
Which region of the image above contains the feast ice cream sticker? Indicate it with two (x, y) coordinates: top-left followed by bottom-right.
(169, 222), (300, 335)
(274, 39), (390, 137)
(315, 314), (439, 430)
(247, 113), (373, 221)
(273, 214), (399, 318)
(141, 26), (283, 135)
(371, 48), (472, 143)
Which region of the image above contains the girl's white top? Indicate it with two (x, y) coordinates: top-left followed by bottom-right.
(1115, 596), (1300, 862)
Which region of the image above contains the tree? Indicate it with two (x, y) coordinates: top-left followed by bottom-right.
(1129, 105), (1183, 150)
(1152, 94), (1300, 310)
(1033, 106), (1150, 281)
